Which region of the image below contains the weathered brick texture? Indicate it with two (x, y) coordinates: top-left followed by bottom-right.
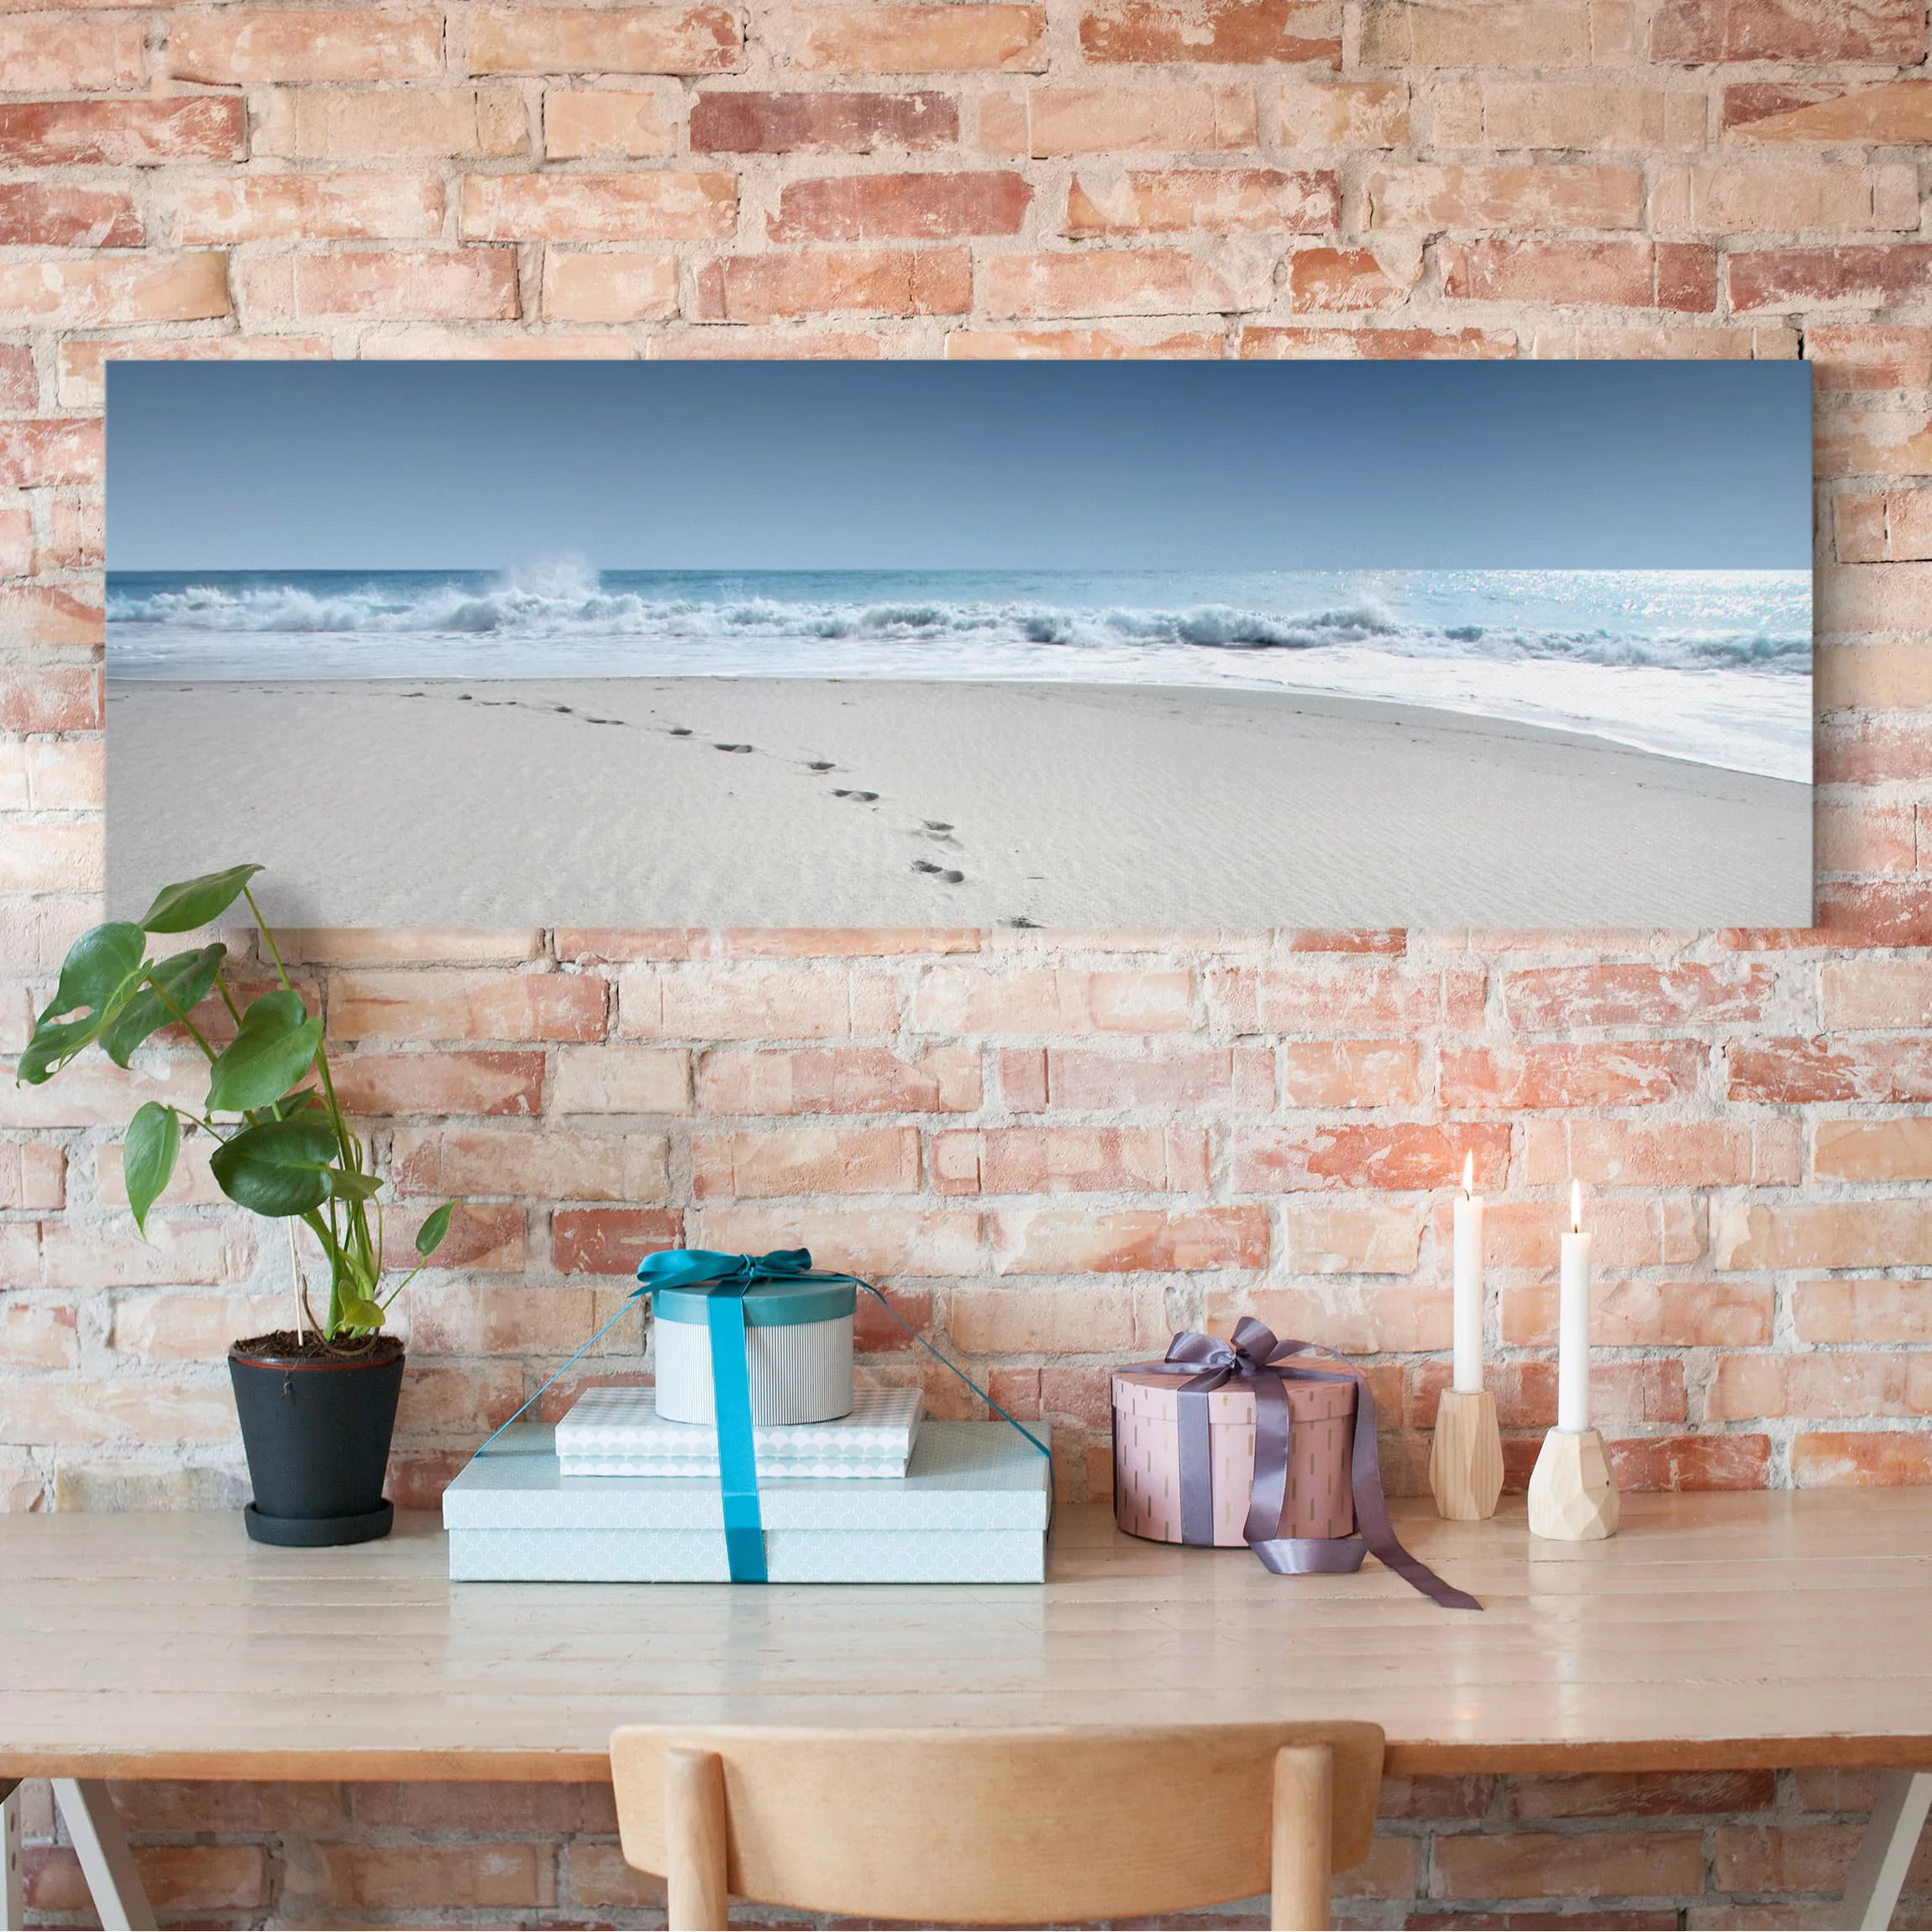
(3, 0), (1930, 1919)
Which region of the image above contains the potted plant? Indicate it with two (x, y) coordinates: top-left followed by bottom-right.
(16, 864), (456, 1546)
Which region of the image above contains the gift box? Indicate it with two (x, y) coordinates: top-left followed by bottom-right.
(652, 1272), (853, 1426)
(555, 1384), (923, 1480)
(444, 1419), (1051, 1583)
(1111, 1365), (1356, 1546)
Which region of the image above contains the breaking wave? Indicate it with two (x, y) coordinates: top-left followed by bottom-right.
(107, 575), (1809, 675)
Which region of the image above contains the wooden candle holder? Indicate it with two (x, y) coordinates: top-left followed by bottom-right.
(1427, 1388), (1503, 1521)
(1527, 1427), (1620, 1541)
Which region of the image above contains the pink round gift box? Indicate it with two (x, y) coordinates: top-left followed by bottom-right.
(1110, 1367), (1357, 1546)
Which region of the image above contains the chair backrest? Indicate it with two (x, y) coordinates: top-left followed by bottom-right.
(608, 1721), (1384, 1925)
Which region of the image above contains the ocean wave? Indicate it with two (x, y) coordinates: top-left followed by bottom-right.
(107, 578), (1810, 674)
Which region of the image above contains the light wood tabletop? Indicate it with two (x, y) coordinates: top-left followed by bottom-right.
(3, 1491), (1931, 1784)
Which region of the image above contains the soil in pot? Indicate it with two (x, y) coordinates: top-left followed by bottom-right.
(228, 1331), (405, 1547)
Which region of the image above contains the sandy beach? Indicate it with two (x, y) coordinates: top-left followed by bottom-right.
(106, 677), (1812, 930)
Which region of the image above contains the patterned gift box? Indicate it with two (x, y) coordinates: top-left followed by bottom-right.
(444, 1419), (1052, 1583)
(554, 1384), (923, 1480)
(1111, 1366), (1356, 1546)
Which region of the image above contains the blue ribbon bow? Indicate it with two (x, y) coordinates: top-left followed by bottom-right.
(475, 1248), (1051, 1585)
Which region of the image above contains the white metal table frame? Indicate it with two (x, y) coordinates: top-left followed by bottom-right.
(1, 1767), (1925, 1930)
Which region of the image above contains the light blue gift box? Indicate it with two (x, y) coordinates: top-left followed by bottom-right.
(444, 1419), (1053, 1583)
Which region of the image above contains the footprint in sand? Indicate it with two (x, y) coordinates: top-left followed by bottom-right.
(833, 789), (879, 802)
(912, 859), (966, 885)
(1006, 915), (1042, 929)
(806, 760), (837, 773)
(666, 727), (693, 738)
(554, 705), (574, 715)
(714, 743), (754, 753)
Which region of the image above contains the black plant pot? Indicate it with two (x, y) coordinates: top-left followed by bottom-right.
(228, 1334), (405, 1547)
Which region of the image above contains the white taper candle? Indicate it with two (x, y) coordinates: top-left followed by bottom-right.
(1452, 1151), (1483, 1394)
(1557, 1179), (1592, 1433)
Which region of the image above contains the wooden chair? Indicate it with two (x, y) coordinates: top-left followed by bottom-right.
(608, 1721), (1385, 1931)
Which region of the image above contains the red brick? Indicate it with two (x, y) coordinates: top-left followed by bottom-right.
(698, 1044), (979, 1113)
(0, 585), (100, 646)
(1654, 162), (1918, 238)
(551, 1206), (683, 1273)
(1235, 1122), (1508, 1193)
(1274, 75), (1409, 144)
(856, 1283), (933, 1350)
(1368, 164), (1642, 231)
(55, 334), (331, 408)
(469, 5), (742, 71)
(1287, 244), (1420, 312)
(1432, 1830), (1704, 1901)
(26, 1845), (266, 1914)
(691, 89), (957, 152)
(936, 1125), (1207, 1194)
(1243, 324), (1515, 358)
(312, 1843), (552, 1910)
(255, 85), (527, 158)
(777, 5), (1047, 72)
(0, 506), (30, 577)
(1441, 239), (1715, 312)
(0, 15), (142, 87)
(949, 325), (1225, 357)
(543, 86), (680, 158)
(0, 344), (33, 411)
(1652, 0), (1922, 61)
(0, 181), (141, 247)
(1359, 0), (1625, 66)
(0, 419), (99, 488)
(1727, 81), (1932, 147)
(0, 667), (100, 732)
(1441, 1041), (1703, 1108)
(462, 171), (737, 240)
(333, 1050), (543, 1117)
(1221, 963), (1486, 1032)
(1503, 963), (1771, 1030)
(330, 969), (607, 1042)
(1525, 1118), (1796, 1188)
(1792, 1431), (1932, 1486)
(690, 1125), (921, 1196)
(0, 97), (244, 165)
(987, 248), (1261, 318)
(1081, 0), (1340, 62)
(173, 173), (445, 244)
(694, 247), (969, 320)
(1793, 1278), (1932, 1345)
(697, 1203), (979, 1275)
(0, 255), (228, 326)
(624, 961), (893, 1038)
(1435, 76), (1702, 150)
(992, 1205), (1268, 1273)
(543, 250), (679, 322)
(238, 249), (519, 323)
(1510, 1770), (1776, 1820)
(1714, 1198), (1932, 1272)
(395, 1125), (667, 1201)
(1731, 246), (1932, 315)
(1068, 167), (1334, 235)
(1728, 1037), (1932, 1103)
(1710, 1351), (1932, 1421)
(770, 171), (1030, 240)
(914, 966), (1191, 1032)
(169, 7), (444, 80)
(1024, 82), (1258, 155)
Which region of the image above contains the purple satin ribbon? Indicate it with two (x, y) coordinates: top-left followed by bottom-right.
(1134, 1318), (1480, 1612)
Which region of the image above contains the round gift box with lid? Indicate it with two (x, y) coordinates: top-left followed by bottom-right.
(651, 1276), (855, 1426)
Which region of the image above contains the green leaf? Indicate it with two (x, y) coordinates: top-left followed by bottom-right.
(324, 1166), (382, 1202)
(272, 1088), (326, 1121)
(17, 922), (148, 1084)
(101, 943), (227, 1069)
(207, 989), (323, 1114)
(415, 1200), (456, 1257)
(139, 864), (264, 936)
(209, 1118), (338, 1217)
(123, 1102), (180, 1236)
(334, 1296), (386, 1336)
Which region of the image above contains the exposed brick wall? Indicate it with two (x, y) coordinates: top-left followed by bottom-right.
(3, 0), (1932, 1919)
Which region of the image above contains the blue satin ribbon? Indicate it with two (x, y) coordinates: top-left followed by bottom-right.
(474, 1250), (1052, 1586)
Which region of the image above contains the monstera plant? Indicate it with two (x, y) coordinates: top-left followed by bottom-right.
(17, 863), (456, 1545)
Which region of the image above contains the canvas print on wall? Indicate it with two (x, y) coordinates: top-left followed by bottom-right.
(106, 360), (1812, 929)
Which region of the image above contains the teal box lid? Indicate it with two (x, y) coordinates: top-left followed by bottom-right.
(652, 1277), (856, 1328)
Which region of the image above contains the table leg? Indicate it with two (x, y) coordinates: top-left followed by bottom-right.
(1837, 1769), (1932, 1932)
(50, 1781), (156, 1932)
(3, 1780), (22, 1932)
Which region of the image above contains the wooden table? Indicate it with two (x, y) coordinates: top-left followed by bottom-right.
(3, 1492), (1930, 1929)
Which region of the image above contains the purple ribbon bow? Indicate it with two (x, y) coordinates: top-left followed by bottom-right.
(1138, 1317), (1480, 1611)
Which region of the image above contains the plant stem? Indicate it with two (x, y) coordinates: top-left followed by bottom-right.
(244, 887), (294, 992)
(143, 970), (219, 1065)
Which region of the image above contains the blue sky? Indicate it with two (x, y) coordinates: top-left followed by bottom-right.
(107, 359), (1813, 572)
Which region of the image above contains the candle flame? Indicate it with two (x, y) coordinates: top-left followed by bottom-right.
(1570, 1179), (1583, 1234)
(1462, 1150), (1474, 1198)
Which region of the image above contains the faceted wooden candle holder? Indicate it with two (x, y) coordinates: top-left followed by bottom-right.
(1528, 1426), (1620, 1541)
(1427, 1388), (1503, 1522)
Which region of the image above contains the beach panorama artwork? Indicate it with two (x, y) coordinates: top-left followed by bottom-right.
(106, 360), (1813, 930)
